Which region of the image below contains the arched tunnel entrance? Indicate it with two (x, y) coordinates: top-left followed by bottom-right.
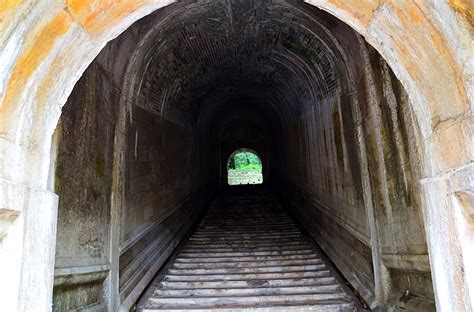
(52, 1), (432, 310)
(1, 0), (470, 311)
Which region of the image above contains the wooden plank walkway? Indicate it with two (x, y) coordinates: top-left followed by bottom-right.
(140, 191), (357, 311)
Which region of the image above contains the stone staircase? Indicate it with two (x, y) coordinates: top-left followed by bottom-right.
(140, 190), (358, 311)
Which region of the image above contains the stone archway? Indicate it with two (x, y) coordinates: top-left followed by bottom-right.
(0, 1), (471, 311)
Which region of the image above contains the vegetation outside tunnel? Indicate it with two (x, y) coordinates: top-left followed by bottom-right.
(228, 151), (262, 171)
(227, 150), (263, 185)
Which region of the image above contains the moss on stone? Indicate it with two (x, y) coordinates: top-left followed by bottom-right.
(282, 39), (312, 64)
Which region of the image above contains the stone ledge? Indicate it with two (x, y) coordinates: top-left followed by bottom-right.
(54, 264), (110, 287)
(381, 253), (431, 272)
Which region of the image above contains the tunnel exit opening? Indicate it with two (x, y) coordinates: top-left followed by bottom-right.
(227, 148), (263, 186)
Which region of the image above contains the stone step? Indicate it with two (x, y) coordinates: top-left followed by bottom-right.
(167, 263), (327, 275)
(189, 234), (303, 241)
(139, 191), (356, 311)
(159, 277), (338, 289)
(202, 214), (290, 220)
(192, 229), (302, 236)
(190, 234), (303, 241)
(198, 223), (297, 230)
(164, 270), (332, 281)
(186, 240), (308, 248)
(147, 293), (351, 308)
(142, 303), (356, 312)
(174, 253), (321, 263)
(154, 284), (343, 297)
(182, 244), (312, 253)
(179, 249), (315, 258)
(172, 258), (323, 269)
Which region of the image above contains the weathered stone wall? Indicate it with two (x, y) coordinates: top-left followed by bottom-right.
(52, 48), (214, 310)
(53, 62), (116, 311)
(118, 105), (206, 306)
(279, 40), (434, 309)
(359, 47), (432, 304)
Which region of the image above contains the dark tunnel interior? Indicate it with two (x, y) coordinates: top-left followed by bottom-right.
(51, 0), (434, 310)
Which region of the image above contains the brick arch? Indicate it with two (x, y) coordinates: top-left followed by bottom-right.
(0, 1), (471, 311)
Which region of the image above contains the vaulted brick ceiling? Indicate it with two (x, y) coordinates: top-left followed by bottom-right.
(133, 0), (344, 126)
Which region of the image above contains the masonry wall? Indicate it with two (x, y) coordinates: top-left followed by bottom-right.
(53, 62), (117, 311)
(52, 55), (214, 310)
(279, 42), (434, 309)
(117, 104), (208, 305)
(360, 47), (433, 304)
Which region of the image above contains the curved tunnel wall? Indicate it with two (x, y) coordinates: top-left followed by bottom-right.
(52, 0), (433, 310)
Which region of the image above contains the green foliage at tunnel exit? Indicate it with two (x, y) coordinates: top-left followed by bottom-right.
(228, 152), (262, 171)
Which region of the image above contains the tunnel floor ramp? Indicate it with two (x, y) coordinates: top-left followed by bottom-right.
(141, 191), (358, 311)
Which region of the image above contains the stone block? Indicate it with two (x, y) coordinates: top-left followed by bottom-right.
(431, 119), (469, 173)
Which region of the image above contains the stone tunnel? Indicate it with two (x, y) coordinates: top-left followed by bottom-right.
(0, 0), (472, 311)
